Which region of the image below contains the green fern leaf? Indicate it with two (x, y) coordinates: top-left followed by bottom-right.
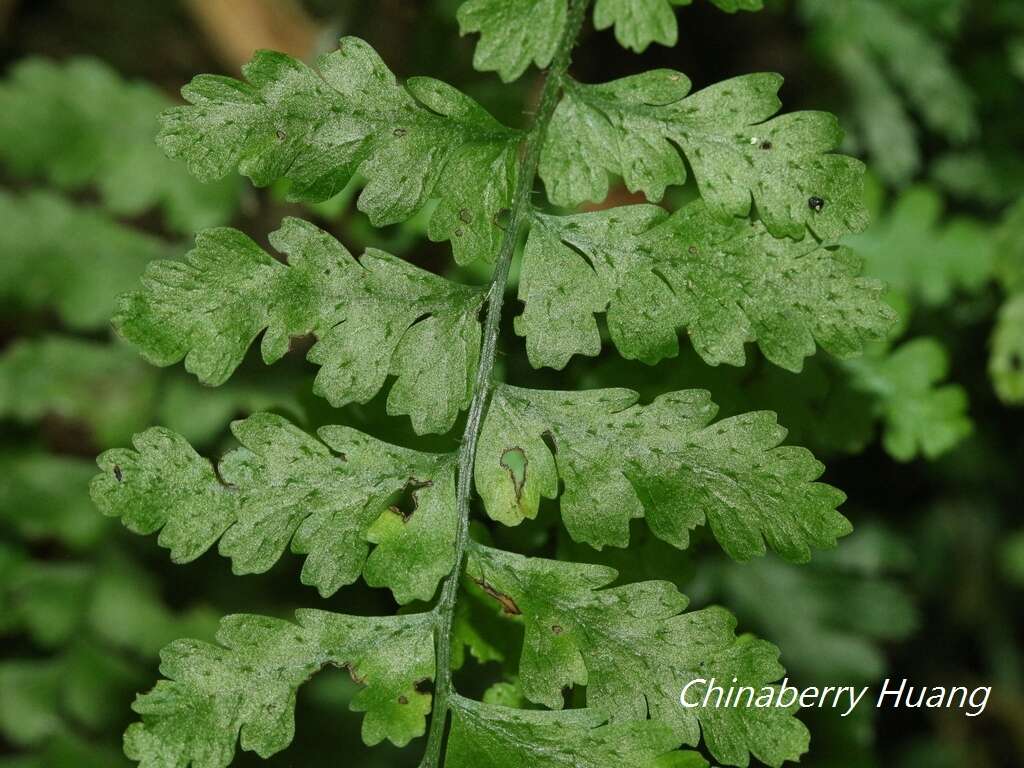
(91, 413), (457, 603)
(845, 184), (994, 309)
(447, 698), (698, 768)
(0, 191), (174, 331)
(540, 71), (868, 240)
(593, 0), (762, 53)
(457, 0), (763, 81)
(516, 202), (895, 370)
(456, 0), (567, 83)
(0, 58), (237, 233)
(990, 294), (1024, 405)
(159, 37), (519, 265)
(124, 611), (434, 767)
(76, 6), (910, 766)
(466, 544), (809, 767)
(114, 217), (484, 434)
(844, 338), (971, 461)
(0, 337), (158, 448)
(475, 384), (850, 558)
(0, 454), (106, 550)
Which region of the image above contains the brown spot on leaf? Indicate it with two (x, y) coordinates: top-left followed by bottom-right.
(473, 575), (521, 615)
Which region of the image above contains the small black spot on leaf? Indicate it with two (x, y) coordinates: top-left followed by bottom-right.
(808, 196), (825, 212)
(114, 465), (123, 482)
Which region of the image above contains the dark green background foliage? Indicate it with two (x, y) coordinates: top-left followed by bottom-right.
(0, 1), (1022, 766)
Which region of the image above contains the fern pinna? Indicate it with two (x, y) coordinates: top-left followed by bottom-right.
(91, 1), (896, 766)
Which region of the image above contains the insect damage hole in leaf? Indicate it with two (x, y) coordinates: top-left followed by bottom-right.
(386, 478), (434, 522)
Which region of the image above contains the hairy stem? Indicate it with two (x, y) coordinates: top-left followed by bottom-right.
(419, 2), (591, 765)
